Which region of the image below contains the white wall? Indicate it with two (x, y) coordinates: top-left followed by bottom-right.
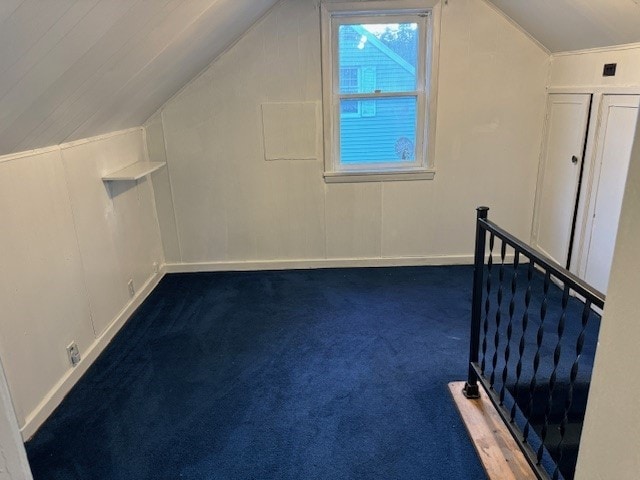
(574, 108), (640, 480)
(0, 358), (32, 480)
(148, 0), (550, 269)
(0, 128), (164, 439)
(550, 43), (640, 88)
(146, 115), (181, 263)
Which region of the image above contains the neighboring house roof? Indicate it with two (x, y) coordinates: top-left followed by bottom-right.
(350, 25), (416, 76)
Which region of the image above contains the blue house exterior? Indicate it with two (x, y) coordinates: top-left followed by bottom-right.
(338, 25), (417, 164)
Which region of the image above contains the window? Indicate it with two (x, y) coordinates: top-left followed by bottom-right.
(338, 66), (378, 117)
(321, 1), (440, 182)
(339, 67), (361, 116)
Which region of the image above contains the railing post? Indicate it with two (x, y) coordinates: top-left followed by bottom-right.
(463, 206), (489, 399)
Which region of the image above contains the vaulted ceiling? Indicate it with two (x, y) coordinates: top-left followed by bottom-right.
(1, 0), (640, 156)
(0, 0), (278, 156)
(487, 0), (640, 53)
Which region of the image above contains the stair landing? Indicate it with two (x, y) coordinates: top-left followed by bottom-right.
(449, 382), (538, 480)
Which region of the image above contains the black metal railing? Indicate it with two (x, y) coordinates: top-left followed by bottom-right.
(463, 207), (605, 480)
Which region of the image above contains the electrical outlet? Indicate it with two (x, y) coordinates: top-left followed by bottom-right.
(128, 279), (135, 297)
(67, 342), (81, 367)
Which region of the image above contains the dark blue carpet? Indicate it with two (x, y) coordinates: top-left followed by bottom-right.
(26, 266), (488, 480)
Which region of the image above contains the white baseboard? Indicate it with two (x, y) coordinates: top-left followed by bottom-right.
(20, 268), (166, 441)
(21, 253), (521, 439)
(164, 255), (476, 273)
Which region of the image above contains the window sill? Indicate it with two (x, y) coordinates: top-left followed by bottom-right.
(323, 169), (435, 183)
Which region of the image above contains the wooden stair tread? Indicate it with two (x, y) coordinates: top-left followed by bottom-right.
(449, 382), (538, 480)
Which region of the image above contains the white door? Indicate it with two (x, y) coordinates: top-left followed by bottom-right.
(583, 95), (640, 294)
(533, 94), (592, 267)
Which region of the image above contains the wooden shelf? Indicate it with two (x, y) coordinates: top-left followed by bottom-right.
(102, 162), (165, 181)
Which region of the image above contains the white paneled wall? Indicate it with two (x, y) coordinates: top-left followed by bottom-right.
(0, 149), (93, 426)
(0, 129), (164, 439)
(149, 0), (550, 269)
(550, 44), (640, 88)
(325, 182), (382, 259)
(146, 115), (180, 263)
(61, 132), (163, 335)
(0, 357), (32, 480)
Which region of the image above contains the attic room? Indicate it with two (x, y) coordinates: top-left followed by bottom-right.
(1, 0), (640, 479)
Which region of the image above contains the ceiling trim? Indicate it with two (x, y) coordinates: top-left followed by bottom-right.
(0, 126), (142, 164)
(552, 41), (640, 58)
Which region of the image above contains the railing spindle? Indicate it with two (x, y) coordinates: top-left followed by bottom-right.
(538, 284), (570, 464)
(490, 240), (507, 389)
(511, 260), (534, 423)
(552, 299), (593, 480)
(500, 250), (518, 406)
(480, 232), (495, 376)
(524, 269), (550, 446)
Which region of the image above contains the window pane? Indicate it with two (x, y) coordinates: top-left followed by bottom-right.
(338, 23), (418, 94)
(341, 99), (359, 114)
(340, 96), (417, 164)
(339, 67), (359, 93)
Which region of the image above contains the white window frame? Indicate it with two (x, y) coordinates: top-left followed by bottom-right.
(321, 0), (440, 183)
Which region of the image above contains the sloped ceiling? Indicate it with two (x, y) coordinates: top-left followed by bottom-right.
(0, 0), (279, 156)
(2, 0), (640, 156)
(488, 0), (640, 53)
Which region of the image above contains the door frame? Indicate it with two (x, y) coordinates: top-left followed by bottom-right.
(530, 92), (592, 267)
(574, 93), (640, 287)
